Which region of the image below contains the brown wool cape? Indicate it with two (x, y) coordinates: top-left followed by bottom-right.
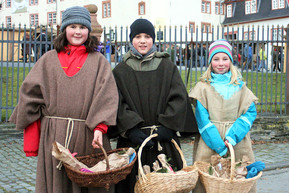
(111, 58), (198, 192)
(9, 50), (119, 193)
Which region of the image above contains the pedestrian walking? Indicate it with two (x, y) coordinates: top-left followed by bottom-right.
(9, 6), (119, 193)
(105, 38), (111, 63)
(189, 39), (258, 193)
(110, 18), (198, 193)
(258, 44), (267, 71)
(272, 48), (281, 72)
(21, 32), (33, 63)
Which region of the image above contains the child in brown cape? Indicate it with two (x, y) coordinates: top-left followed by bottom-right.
(9, 6), (118, 193)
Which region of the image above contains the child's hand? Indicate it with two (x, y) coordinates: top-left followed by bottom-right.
(224, 140), (229, 147)
(92, 130), (103, 149)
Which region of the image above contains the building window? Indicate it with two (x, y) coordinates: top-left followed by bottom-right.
(201, 22), (211, 33)
(272, 0), (285, 9)
(102, 0), (111, 18)
(139, 1), (145, 15)
(215, 2), (224, 15)
(272, 28), (284, 41)
(6, 0), (11, 8)
(227, 4), (232, 17)
(244, 31), (256, 40)
(30, 14), (39, 26)
(189, 22), (195, 33)
(47, 0), (56, 3)
(201, 1), (211, 14)
(6, 16), (12, 27)
(245, 0), (257, 14)
(48, 12), (57, 25)
(30, 0), (38, 5)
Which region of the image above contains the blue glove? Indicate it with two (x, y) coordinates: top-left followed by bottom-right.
(246, 161), (265, 179)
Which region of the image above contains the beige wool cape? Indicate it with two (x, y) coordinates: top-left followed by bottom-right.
(189, 81), (258, 193)
(9, 50), (119, 193)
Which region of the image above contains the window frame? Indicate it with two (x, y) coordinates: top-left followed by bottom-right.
(47, 0), (56, 4)
(189, 22), (195, 33)
(245, 0), (257, 15)
(201, 0), (211, 14)
(227, 4), (232, 18)
(30, 13), (39, 26)
(215, 2), (224, 15)
(244, 31), (256, 40)
(201, 22), (211, 33)
(6, 0), (11, 8)
(6, 16), (12, 27)
(30, 0), (38, 5)
(138, 1), (145, 15)
(47, 12), (57, 25)
(271, 28), (284, 41)
(102, 0), (111, 18)
(272, 0), (285, 10)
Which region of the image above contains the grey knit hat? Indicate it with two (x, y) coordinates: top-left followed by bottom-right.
(60, 6), (91, 32)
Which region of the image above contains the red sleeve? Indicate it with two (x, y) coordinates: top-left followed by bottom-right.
(93, 123), (108, 134)
(23, 119), (41, 157)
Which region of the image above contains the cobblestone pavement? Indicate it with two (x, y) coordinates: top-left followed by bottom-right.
(1, 128), (289, 193)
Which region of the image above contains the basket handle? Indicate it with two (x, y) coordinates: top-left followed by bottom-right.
(137, 134), (187, 181)
(227, 142), (235, 181)
(95, 141), (110, 171)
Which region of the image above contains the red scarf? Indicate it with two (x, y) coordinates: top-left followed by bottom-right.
(58, 45), (88, 76)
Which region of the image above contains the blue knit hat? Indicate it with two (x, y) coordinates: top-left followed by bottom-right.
(208, 39), (233, 64)
(60, 6), (91, 32)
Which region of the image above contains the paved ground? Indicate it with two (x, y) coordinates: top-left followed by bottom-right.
(0, 126), (289, 193)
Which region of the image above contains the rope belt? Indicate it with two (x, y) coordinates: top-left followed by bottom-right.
(211, 120), (234, 128)
(45, 116), (85, 169)
(141, 125), (163, 151)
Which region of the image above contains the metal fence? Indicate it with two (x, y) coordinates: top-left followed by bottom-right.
(1, 24), (289, 122)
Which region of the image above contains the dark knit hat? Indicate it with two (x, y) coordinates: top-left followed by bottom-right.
(129, 19), (155, 43)
(208, 39), (233, 64)
(60, 6), (91, 32)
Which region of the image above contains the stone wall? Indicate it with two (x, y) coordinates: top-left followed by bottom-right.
(251, 116), (289, 141)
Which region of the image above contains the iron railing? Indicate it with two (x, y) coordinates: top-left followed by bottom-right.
(0, 24), (288, 122)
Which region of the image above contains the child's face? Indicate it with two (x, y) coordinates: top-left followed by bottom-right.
(132, 33), (153, 55)
(211, 52), (231, 74)
(66, 24), (89, 46)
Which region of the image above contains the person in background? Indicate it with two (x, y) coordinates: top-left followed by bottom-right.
(9, 6), (118, 193)
(110, 18), (198, 193)
(257, 44), (267, 71)
(21, 32), (33, 63)
(189, 39), (258, 193)
(272, 48), (280, 72)
(105, 38), (111, 63)
(35, 30), (47, 61)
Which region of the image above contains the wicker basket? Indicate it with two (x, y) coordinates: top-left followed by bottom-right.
(195, 143), (262, 193)
(63, 141), (137, 190)
(134, 134), (199, 193)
